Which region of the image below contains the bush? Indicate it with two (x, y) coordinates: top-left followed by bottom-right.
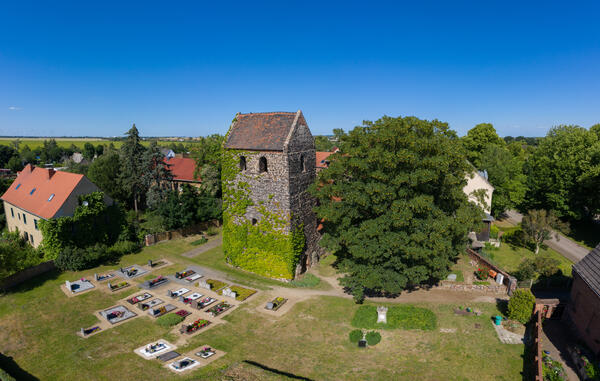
(503, 228), (529, 248)
(365, 331), (381, 346)
(191, 237), (208, 246)
(490, 224), (499, 239)
(0, 231), (44, 278)
(507, 289), (536, 324)
(289, 274), (321, 288)
(109, 241), (140, 257)
(55, 244), (108, 271)
(206, 226), (218, 236)
(516, 259), (537, 281)
(351, 305), (436, 331)
(349, 329), (363, 343)
(156, 313), (184, 327)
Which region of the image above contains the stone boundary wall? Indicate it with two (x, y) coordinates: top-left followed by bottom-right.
(145, 220), (221, 246)
(439, 280), (507, 294)
(0, 260), (56, 290)
(533, 307), (544, 381)
(466, 248), (517, 295)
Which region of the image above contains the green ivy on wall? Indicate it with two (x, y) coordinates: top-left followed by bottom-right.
(221, 144), (305, 279)
(39, 192), (125, 260)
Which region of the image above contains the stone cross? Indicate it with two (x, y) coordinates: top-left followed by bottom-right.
(377, 306), (388, 324)
(222, 287), (237, 299)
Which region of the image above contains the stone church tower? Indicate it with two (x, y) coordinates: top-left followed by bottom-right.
(222, 110), (321, 279)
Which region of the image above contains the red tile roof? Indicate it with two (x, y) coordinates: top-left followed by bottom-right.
(0, 164), (84, 219)
(316, 151), (334, 169)
(224, 111), (303, 151)
(165, 157), (199, 182)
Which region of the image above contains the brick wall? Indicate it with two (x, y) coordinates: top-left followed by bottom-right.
(567, 271), (600, 356)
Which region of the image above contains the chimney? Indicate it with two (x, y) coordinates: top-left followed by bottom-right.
(48, 168), (55, 179)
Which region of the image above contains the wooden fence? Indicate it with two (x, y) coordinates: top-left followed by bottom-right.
(0, 260), (56, 291)
(145, 220), (220, 246)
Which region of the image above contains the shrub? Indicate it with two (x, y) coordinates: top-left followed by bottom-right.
(490, 224), (500, 239)
(351, 305), (436, 331)
(503, 228), (529, 248)
(289, 274), (321, 288)
(156, 313), (184, 327)
(206, 226), (218, 236)
(507, 289), (536, 324)
(191, 237), (208, 246)
(475, 268), (488, 280)
(206, 279), (228, 291)
(365, 331), (381, 346)
(349, 329), (363, 343)
(55, 244), (108, 271)
(108, 241), (140, 257)
(516, 259), (537, 281)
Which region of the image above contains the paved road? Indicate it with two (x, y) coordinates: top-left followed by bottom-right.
(504, 210), (590, 263)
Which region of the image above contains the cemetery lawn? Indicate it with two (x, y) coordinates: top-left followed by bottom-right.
(484, 244), (573, 276)
(0, 238), (525, 380)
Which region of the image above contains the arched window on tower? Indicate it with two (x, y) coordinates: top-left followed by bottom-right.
(259, 157), (268, 173)
(239, 156), (246, 171)
(300, 154), (306, 172)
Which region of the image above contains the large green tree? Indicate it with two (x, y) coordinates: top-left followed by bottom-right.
(479, 144), (528, 216)
(87, 152), (128, 203)
(525, 125), (600, 220)
(143, 141), (173, 210)
(119, 124), (147, 212)
(311, 116), (482, 301)
(461, 123), (505, 167)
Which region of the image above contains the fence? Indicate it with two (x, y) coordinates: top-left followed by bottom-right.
(466, 247), (517, 295)
(145, 220), (220, 246)
(0, 260), (56, 291)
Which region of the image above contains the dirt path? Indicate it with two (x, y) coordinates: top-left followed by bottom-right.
(181, 236), (222, 258)
(504, 210), (589, 263)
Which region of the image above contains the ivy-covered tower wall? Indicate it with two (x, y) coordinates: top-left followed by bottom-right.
(222, 111), (321, 279)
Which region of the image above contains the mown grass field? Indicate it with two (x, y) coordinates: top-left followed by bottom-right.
(0, 237), (526, 380)
(0, 138), (207, 150)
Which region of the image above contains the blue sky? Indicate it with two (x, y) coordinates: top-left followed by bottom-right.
(1, 1), (599, 137)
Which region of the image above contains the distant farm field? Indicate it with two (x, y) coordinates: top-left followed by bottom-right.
(0, 138), (202, 150)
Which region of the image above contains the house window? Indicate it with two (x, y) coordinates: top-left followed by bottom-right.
(30, 188), (36, 195)
(48, 194), (55, 201)
(24, 232), (29, 241)
(10, 208), (14, 217)
(259, 157), (268, 173)
(34, 219), (38, 230)
(300, 154), (306, 172)
(18, 213), (20, 221)
(30, 235), (34, 245)
(23, 214), (27, 224)
(239, 156), (246, 171)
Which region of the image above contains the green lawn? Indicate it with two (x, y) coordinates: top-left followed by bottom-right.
(484, 243), (573, 276)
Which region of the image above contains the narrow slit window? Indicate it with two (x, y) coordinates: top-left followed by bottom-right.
(300, 154), (306, 172)
(23, 214), (27, 224)
(259, 157), (268, 173)
(239, 156), (246, 171)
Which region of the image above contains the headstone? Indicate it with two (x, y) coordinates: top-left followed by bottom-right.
(447, 273), (457, 281)
(148, 259), (153, 267)
(65, 280), (71, 291)
(120, 267), (124, 273)
(94, 273), (98, 281)
(107, 281), (112, 289)
(167, 290), (173, 297)
(179, 296), (184, 302)
(198, 280), (211, 290)
(496, 273), (504, 285)
(266, 302), (274, 310)
(377, 306), (388, 324)
(81, 327), (85, 336)
(222, 287), (237, 299)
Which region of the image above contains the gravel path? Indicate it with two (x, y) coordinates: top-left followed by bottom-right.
(181, 236), (223, 258)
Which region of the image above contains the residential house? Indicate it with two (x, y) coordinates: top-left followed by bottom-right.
(164, 157), (201, 190)
(160, 148), (176, 159)
(463, 169), (495, 241)
(0, 164), (112, 248)
(567, 244), (600, 356)
(315, 147), (340, 172)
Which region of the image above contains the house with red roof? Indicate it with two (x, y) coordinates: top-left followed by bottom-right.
(164, 157), (201, 189)
(1, 164), (111, 248)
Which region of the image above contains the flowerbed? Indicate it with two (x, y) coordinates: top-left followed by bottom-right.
(206, 279), (228, 291)
(127, 292), (152, 305)
(109, 281), (130, 292)
(351, 305), (437, 331)
(146, 275), (168, 289)
(179, 318), (210, 334)
(175, 270), (195, 279)
(175, 309), (191, 318)
(207, 301), (232, 317)
(475, 268), (489, 281)
(229, 285), (256, 301)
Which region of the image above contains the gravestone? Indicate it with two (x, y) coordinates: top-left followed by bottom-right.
(496, 273), (504, 285)
(266, 302), (274, 310)
(447, 273), (457, 281)
(198, 280), (211, 290)
(167, 290), (173, 297)
(377, 306), (388, 324)
(65, 280), (72, 292)
(107, 281), (111, 289)
(148, 259), (153, 267)
(94, 273), (98, 281)
(222, 287), (237, 299)
(80, 327), (85, 336)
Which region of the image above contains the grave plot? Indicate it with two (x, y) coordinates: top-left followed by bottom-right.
(116, 265), (148, 279)
(175, 269), (197, 280)
(134, 340), (176, 359)
(148, 304), (176, 318)
(265, 297), (287, 311)
(191, 297), (216, 310)
(180, 292), (202, 304)
(107, 281), (130, 292)
(167, 357), (200, 373)
(77, 325), (102, 338)
(146, 258), (171, 269)
(156, 351), (180, 362)
(179, 318), (211, 335)
(94, 272), (115, 282)
(140, 275), (169, 290)
(174, 309), (191, 318)
(126, 292), (153, 305)
(206, 301), (234, 317)
(167, 288), (189, 298)
(101, 305), (137, 325)
(189, 345), (226, 365)
(64, 279), (94, 294)
(220, 285), (257, 301)
(138, 298), (163, 311)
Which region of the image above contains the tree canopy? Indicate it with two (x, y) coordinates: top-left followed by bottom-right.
(461, 123), (505, 167)
(311, 115), (482, 301)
